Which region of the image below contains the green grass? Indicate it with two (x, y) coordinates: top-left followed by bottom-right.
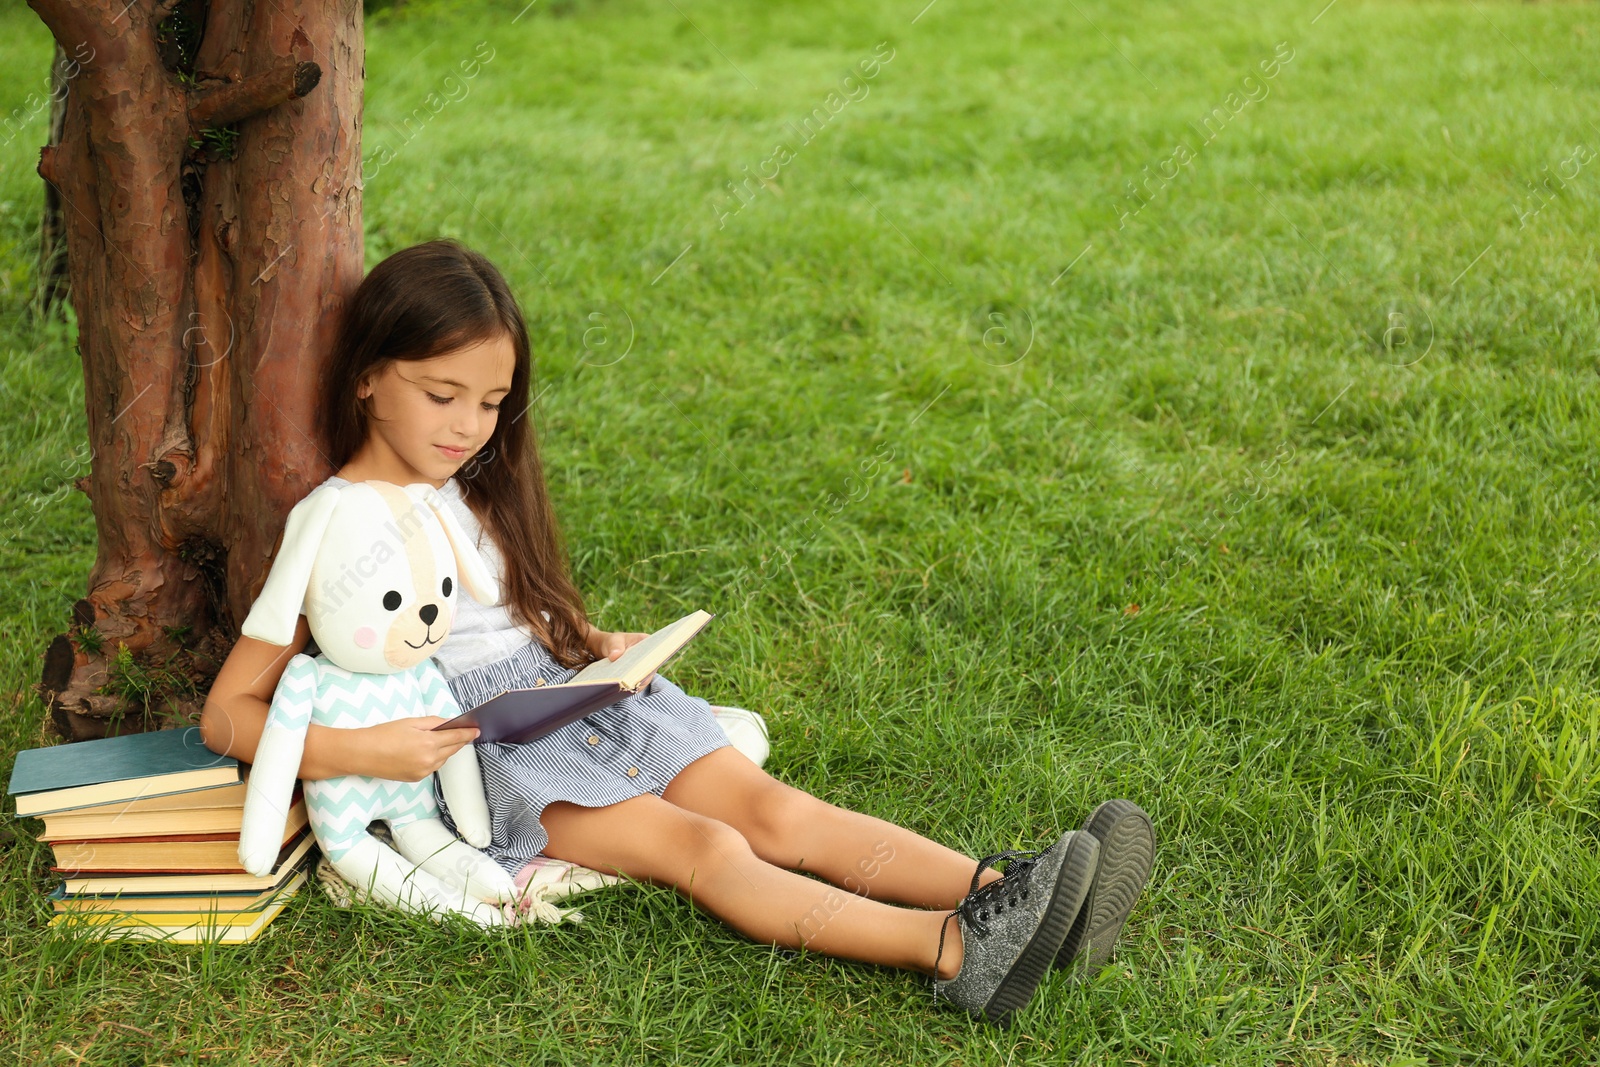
(4, 0), (1599, 1061)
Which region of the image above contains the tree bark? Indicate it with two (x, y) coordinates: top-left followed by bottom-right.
(35, 43), (71, 315)
(27, 0), (364, 740)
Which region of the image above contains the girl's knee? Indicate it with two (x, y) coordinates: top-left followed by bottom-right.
(740, 779), (823, 854)
(675, 809), (753, 863)
(545, 797), (754, 885)
(656, 809), (757, 888)
(594, 809), (753, 889)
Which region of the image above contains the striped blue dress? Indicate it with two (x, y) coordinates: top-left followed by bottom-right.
(438, 637), (732, 874)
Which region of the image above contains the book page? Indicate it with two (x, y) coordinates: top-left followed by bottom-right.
(569, 610), (713, 690)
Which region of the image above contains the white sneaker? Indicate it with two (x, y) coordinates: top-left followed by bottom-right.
(710, 704), (770, 767)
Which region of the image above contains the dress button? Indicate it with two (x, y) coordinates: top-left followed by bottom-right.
(587, 735), (600, 746)
(626, 766), (639, 778)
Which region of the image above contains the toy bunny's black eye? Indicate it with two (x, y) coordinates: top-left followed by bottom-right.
(382, 590), (402, 611)
(441, 576), (453, 597)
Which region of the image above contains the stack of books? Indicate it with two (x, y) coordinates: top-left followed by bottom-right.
(7, 726), (316, 944)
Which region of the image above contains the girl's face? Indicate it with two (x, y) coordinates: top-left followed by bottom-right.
(354, 332), (517, 487)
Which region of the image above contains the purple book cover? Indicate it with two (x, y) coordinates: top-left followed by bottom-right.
(433, 609), (716, 745)
(433, 681), (627, 745)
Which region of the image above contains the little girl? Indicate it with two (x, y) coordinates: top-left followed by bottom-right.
(201, 240), (1154, 1028)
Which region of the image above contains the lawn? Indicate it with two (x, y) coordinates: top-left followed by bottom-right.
(3, 0), (1598, 1062)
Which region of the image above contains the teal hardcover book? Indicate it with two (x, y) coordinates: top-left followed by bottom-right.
(8, 727), (241, 817)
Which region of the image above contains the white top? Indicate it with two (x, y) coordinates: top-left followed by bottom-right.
(316, 475), (541, 678)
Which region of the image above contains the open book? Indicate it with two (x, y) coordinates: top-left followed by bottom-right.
(434, 610), (715, 744)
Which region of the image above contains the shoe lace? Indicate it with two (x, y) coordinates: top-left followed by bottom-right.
(931, 845), (1049, 999)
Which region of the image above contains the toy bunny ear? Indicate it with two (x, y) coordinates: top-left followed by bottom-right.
(239, 485), (343, 646)
(408, 482), (501, 607)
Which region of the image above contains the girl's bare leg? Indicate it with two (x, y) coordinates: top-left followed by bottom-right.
(661, 747), (1001, 909)
(539, 794), (964, 978)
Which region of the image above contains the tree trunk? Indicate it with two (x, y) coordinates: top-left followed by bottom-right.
(27, 0), (364, 741)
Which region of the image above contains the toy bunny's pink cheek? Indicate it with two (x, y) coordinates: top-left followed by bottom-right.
(354, 626), (377, 648)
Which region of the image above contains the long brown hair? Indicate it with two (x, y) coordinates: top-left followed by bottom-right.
(319, 239), (594, 668)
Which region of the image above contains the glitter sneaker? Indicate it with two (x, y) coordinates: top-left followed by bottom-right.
(1053, 799), (1154, 976)
(932, 830), (1099, 1027)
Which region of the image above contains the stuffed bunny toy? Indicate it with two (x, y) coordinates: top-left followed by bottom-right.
(236, 479), (519, 927)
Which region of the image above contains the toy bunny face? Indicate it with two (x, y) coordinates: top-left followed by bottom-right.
(240, 480), (500, 674)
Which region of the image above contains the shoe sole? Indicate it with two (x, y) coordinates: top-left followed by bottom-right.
(1054, 799), (1154, 977)
(979, 831), (1100, 1028)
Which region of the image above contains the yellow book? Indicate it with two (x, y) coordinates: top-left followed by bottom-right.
(52, 847), (308, 914)
(48, 866), (309, 944)
(39, 781), (251, 840)
(54, 881), (289, 915)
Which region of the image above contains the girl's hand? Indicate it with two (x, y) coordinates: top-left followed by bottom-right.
(587, 627), (656, 690)
(360, 717), (480, 782)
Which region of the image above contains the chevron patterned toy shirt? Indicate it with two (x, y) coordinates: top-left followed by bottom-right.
(277, 654), (459, 856)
